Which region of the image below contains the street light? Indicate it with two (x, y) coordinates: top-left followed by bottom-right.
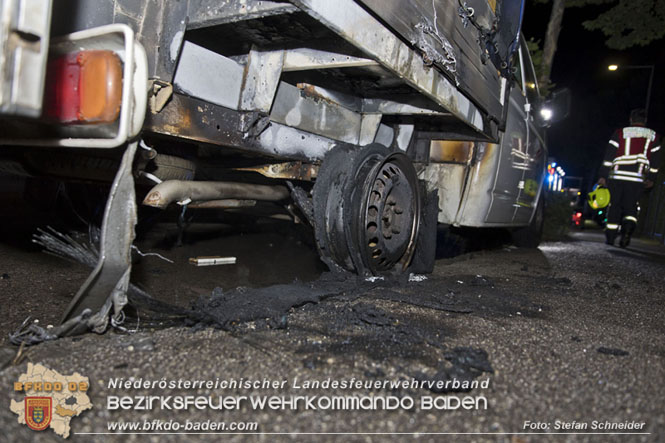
(607, 64), (655, 124)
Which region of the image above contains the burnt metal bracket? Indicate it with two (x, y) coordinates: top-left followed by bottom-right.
(113, 0), (188, 81)
(60, 141), (139, 334)
(287, 182), (314, 225)
(239, 47), (285, 113)
(240, 112), (271, 137)
(148, 80), (174, 114)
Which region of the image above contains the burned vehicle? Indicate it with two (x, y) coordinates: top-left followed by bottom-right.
(0, 0), (548, 332)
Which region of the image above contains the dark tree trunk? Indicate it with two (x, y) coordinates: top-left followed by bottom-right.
(539, 0), (566, 87)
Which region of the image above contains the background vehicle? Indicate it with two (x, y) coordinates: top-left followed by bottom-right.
(0, 0), (550, 329)
(572, 185), (610, 229)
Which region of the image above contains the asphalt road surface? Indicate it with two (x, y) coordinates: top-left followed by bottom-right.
(1, 215), (664, 442)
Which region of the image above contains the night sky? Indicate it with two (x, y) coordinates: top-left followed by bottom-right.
(522, 2), (665, 187)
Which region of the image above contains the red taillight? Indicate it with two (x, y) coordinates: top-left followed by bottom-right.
(44, 50), (122, 124)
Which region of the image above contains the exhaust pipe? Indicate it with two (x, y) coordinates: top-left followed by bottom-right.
(143, 180), (290, 209)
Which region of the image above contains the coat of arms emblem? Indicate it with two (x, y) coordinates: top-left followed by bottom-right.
(25, 397), (52, 431)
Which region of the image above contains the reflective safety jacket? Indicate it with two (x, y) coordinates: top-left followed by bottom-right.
(600, 125), (661, 183)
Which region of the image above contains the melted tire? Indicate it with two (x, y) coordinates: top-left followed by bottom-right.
(313, 144), (421, 275)
(312, 144), (360, 272)
(408, 185), (438, 274)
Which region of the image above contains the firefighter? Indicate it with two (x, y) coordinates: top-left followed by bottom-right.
(598, 109), (661, 247)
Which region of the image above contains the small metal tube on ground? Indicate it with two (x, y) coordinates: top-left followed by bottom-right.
(142, 180), (290, 209)
(189, 256), (237, 266)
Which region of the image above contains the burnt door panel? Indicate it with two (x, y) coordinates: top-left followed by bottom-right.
(484, 84), (528, 224)
(513, 39), (546, 224)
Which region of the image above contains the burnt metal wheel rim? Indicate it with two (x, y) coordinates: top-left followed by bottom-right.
(358, 152), (420, 273)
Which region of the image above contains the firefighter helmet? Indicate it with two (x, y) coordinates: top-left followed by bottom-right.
(588, 186), (610, 210)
